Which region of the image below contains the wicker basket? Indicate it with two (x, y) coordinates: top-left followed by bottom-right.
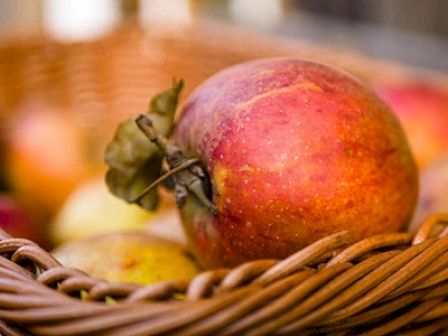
(2, 19), (448, 157)
(2, 20), (448, 158)
(1, 20), (448, 127)
(2, 20), (448, 335)
(1, 214), (448, 335)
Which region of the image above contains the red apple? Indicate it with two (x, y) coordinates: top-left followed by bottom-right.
(174, 58), (418, 268)
(5, 105), (97, 213)
(410, 155), (448, 232)
(0, 194), (45, 244)
(375, 82), (448, 167)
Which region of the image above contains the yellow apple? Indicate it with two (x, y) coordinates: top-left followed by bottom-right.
(51, 177), (154, 245)
(53, 231), (200, 285)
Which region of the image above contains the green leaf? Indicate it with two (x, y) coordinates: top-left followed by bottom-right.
(104, 80), (184, 211)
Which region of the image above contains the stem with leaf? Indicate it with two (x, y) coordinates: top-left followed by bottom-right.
(134, 114), (217, 214)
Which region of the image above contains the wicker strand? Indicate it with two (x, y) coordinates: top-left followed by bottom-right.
(0, 214), (447, 335)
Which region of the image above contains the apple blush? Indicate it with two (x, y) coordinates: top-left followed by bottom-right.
(107, 58), (419, 269)
(375, 82), (448, 167)
(0, 195), (46, 245)
(410, 155), (448, 232)
(172, 58), (418, 268)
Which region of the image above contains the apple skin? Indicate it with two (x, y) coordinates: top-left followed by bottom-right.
(5, 105), (99, 213)
(174, 58), (418, 268)
(410, 155), (448, 232)
(375, 82), (448, 167)
(145, 207), (187, 246)
(53, 231), (200, 285)
(0, 194), (46, 245)
(51, 178), (154, 245)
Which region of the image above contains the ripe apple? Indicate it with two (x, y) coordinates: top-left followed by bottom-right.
(0, 131), (9, 191)
(0, 194), (46, 245)
(375, 82), (448, 167)
(51, 178), (155, 245)
(410, 155), (448, 232)
(173, 58), (418, 267)
(145, 207), (187, 246)
(5, 104), (99, 213)
(53, 231), (200, 285)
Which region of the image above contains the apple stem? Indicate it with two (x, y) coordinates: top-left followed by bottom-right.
(129, 158), (200, 202)
(134, 114), (217, 215)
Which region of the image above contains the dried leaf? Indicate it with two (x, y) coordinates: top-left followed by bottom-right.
(104, 80), (184, 210)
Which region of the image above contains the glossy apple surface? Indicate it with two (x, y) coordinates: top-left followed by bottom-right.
(376, 82), (448, 167)
(175, 58), (418, 268)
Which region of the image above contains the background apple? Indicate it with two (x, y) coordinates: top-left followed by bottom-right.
(174, 58), (418, 267)
(5, 104), (101, 214)
(375, 81), (448, 167)
(145, 207), (186, 246)
(51, 177), (155, 245)
(53, 231), (200, 285)
(0, 129), (9, 191)
(410, 155), (448, 232)
(0, 194), (46, 245)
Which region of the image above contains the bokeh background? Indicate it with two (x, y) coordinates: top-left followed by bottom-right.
(0, 0), (447, 260)
(1, 0), (447, 69)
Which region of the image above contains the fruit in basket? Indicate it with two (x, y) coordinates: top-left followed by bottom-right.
(104, 80), (184, 212)
(145, 207), (187, 245)
(53, 231), (200, 285)
(0, 133), (9, 191)
(106, 58), (418, 268)
(51, 178), (153, 245)
(173, 58), (418, 267)
(0, 194), (45, 245)
(376, 82), (448, 167)
(5, 105), (94, 213)
(410, 155), (448, 232)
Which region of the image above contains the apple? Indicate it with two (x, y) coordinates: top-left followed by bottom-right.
(0, 194), (46, 245)
(145, 207), (187, 246)
(53, 231), (200, 285)
(51, 177), (158, 245)
(375, 82), (448, 167)
(410, 155), (448, 232)
(0, 132), (8, 191)
(171, 58), (418, 268)
(5, 104), (100, 213)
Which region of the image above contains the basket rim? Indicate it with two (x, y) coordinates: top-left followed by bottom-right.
(0, 214), (448, 335)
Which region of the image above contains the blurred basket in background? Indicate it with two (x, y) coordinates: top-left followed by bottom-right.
(2, 19), (448, 170)
(2, 19), (448, 135)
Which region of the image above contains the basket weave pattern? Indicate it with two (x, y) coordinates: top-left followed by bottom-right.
(1, 214), (448, 336)
(2, 22), (446, 120)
